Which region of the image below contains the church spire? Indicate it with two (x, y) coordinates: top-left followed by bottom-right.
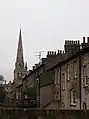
(15, 28), (24, 68)
(14, 28), (27, 82)
(18, 28), (22, 50)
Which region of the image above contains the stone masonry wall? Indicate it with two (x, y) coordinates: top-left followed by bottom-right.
(0, 109), (89, 119)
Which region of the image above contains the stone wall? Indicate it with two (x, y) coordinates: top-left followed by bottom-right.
(0, 108), (89, 119)
(81, 52), (89, 109)
(40, 84), (54, 108)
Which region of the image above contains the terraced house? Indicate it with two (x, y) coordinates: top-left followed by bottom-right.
(8, 30), (89, 110)
(44, 37), (89, 109)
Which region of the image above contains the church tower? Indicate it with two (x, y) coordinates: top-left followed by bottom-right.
(14, 29), (27, 82)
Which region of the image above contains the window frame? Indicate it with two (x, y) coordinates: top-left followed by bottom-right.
(70, 88), (76, 106)
(83, 102), (87, 110)
(83, 65), (88, 87)
(67, 64), (70, 80)
(54, 69), (60, 84)
(73, 61), (77, 79)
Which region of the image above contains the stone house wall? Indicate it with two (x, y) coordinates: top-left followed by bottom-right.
(81, 52), (89, 109)
(40, 84), (54, 108)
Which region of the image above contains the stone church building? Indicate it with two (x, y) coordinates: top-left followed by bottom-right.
(11, 29), (28, 102)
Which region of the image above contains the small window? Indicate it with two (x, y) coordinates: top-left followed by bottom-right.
(56, 92), (59, 100)
(70, 89), (76, 106)
(73, 61), (77, 79)
(54, 91), (59, 100)
(17, 73), (19, 78)
(83, 102), (87, 110)
(54, 69), (60, 84)
(83, 65), (88, 87)
(55, 69), (60, 84)
(25, 95), (28, 99)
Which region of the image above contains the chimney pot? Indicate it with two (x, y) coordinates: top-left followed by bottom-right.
(87, 37), (89, 43)
(58, 50), (60, 54)
(55, 51), (56, 55)
(60, 50), (62, 54)
(78, 40), (80, 44)
(83, 37), (85, 43)
(47, 51), (49, 55)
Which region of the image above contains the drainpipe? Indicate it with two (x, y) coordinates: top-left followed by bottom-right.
(79, 55), (81, 109)
(60, 66), (62, 108)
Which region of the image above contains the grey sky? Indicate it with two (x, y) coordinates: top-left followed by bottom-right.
(0, 0), (89, 82)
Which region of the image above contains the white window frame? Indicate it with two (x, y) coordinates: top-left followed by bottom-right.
(67, 64), (70, 80)
(73, 61), (77, 79)
(55, 69), (60, 84)
(70, 89), (76, 106)
(83, 65), (88, 87)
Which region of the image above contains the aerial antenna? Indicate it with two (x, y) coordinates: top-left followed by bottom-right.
(35, 51), (44, 62)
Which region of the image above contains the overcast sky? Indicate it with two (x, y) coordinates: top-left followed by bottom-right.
(0, 0), (89, 82)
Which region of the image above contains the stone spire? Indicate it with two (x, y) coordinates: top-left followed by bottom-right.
(15, 28), (24, 69)
(14, 28), (27, 81)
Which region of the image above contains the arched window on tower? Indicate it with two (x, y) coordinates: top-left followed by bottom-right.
(17, 73), (19, 78)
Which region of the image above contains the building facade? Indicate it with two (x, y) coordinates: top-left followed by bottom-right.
(9, 35), (89, 110)
(45, 37), (89, 109)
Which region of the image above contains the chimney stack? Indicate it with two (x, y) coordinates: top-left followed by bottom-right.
(83, 37), (85, 43)
(87, 37), (89, 43)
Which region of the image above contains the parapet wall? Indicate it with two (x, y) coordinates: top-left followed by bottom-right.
(47, 37), (89, 58)
(0, 108), (89, 119)
(65, 40), (80, 45)
(47, 50), (65, 57)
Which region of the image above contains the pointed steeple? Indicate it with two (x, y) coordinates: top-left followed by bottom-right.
(15, 28), (24, 68)
(14, 28), (27, 83)
(18, 28), (22, 50)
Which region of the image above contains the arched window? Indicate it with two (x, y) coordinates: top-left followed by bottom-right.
(17, 73), (19, 78)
